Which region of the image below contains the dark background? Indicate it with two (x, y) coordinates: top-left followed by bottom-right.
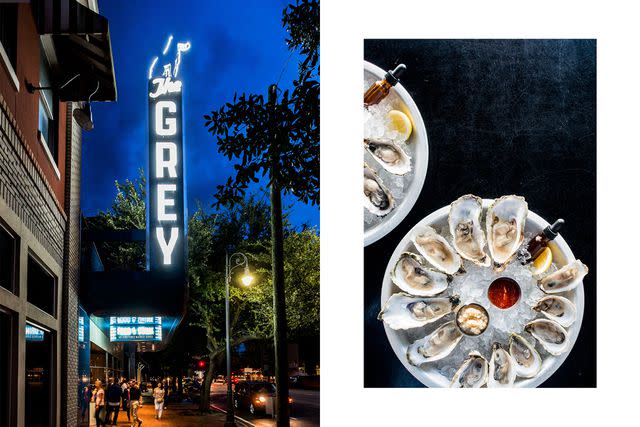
(364, 39), (596, 387)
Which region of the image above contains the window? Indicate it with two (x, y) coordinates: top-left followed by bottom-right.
(25, 323), (54, 427)
(38, 49), (58, 171)
(0, 223), (17, 293)
(0, 309), (15, 427)
(0, 4), (18, 89)
(27, 256), (57, 317)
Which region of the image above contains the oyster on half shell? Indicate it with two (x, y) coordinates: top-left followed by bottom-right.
(407, 321), (463, 366)
(449, 194), (490, 267)
(411, 226), (464, 275)
(364, 163), (394, 216)
(390, 252), (452, 296)
(525, 318), (569, 356)
(538, 259), (588, 294)
(532, 295), (577, 327)
(364, 138), (411, 175)
(450, 351), (489, 388)
(509, 333), (542, 378)
(488, 342), (517, 388)
(486, 195), (528, 271)
(378, 293), (460, 330)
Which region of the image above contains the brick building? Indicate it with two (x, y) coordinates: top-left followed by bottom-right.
(0, 1), (117, 426)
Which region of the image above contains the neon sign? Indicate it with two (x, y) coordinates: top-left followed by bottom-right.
(109, 316), (162, 342)
(26, 325), (45, 341)
(147, 35), (189, 269)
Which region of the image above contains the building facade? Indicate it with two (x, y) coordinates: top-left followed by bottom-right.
(0, 1), (117, 426)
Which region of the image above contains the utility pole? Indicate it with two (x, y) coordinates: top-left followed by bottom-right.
(268, 84), (289, 426)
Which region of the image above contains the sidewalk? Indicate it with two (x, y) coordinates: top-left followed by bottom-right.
(105, 401), (230, 427)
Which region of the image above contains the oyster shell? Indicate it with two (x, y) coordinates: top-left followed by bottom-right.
(449, 194), (490, 267)
(364, 138), (411, 175)
(364, 163), (394, 216)
(407, 321), (463, 366)
(411, 226), (463, 275)
(488, 342), (517, 387)
(532, 295), (577, 327)
(524, 318), (569, 356)
(538, 259), (588, 294)
(486, 195), (528, 270)
(509, 333), (542, 378)
(391, 252), (452, 296)
(378, 293), (460, 330)
(450, 351), (489, 388)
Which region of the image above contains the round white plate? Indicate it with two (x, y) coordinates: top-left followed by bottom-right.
(364, 61), (429, 246)
(380, 199), (585, 387)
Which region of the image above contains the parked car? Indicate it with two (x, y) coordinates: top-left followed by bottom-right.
(233, 381), (292, 415)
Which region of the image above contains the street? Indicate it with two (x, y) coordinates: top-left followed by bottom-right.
(209, 382), (320, 427)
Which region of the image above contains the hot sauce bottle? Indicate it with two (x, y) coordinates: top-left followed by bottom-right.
(364, 64), (406, 106)
(522, 219), (564, 264)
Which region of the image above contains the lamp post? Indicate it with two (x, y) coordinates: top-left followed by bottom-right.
(225, 251), (254, 427)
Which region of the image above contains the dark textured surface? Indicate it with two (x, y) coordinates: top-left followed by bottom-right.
(364, 40), (596, 388)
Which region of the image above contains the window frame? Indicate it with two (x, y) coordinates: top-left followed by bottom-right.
(0, 220), (19, 295)
(26, 253), (58, 319)
(36, 47), (60, 179)
(0, 3), (19, 91)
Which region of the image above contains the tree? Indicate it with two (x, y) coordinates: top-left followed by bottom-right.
(202, 2), (318, 425)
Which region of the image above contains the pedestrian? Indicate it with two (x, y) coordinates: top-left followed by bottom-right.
(105, 377), (122, 425)
(92, 379), (106, 427)
(129, 381), (143, 427)
(80, 384), (91, 421)
(121, 379), (131, 423)
(153, 382), (165, 419)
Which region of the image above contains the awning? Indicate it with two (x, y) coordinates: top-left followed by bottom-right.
(30, 0), (117, 101)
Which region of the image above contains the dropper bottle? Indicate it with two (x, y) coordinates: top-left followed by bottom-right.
(364, 64), (406, 106)
(523, 219), (565, 264)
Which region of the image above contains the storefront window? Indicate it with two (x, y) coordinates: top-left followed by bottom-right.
(0, 309), (14, 427)
(27, 256), (56, 316)
(25, 323), (54, 427)
(78, 307), (91, 426)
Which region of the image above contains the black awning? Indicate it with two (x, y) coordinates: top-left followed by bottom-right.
(31, 0), (117, 101)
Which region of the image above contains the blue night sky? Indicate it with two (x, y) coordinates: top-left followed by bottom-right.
(81, 0), (319, 229)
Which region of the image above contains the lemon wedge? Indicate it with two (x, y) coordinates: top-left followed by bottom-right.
(532, 247), (553, 275)
(387, 110), (412, 142)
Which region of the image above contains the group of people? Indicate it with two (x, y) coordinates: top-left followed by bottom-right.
(89, 377), (167, 426)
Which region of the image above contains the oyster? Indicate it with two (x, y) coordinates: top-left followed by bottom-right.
(488, 342), (517, 387)
(448, 194), (490, 267)
(364, 138), (411, 175)
(391, 252), (451, 296)
(411, 226), (463, 275)
(524, 318), (569, 356)
(450, 351), (489, 388)
(407, 321), (463, 366)
(509, 333), (542, 378)
(486, 195), (528, 270)
(538, 259), (588, 294)
(532, 295), (577, 327)
(378, 293), (460, 330)
(364, 164), (394, 216)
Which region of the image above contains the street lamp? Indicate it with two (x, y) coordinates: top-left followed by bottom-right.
(224, 251), (253, 427)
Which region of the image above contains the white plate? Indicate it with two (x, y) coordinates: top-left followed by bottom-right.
(380, 199), (585, 387)
(364, 61), (429, 246)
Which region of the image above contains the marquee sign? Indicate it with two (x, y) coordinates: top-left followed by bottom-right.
(147, 36), (190, 271)
(109, 316), (162, 342)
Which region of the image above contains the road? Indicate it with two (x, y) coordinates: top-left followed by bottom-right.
(209, 382), (319, 427)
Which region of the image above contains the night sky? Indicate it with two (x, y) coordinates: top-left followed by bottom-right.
(81, 0), (319, 228)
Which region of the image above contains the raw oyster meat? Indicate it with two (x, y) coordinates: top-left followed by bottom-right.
(486, 195), (528, 270)
(525, 318), (569, 356)
(411, 226), (463, 275)
(448, 194), (490, 267)
(364, 138), (411, 175)
(391, 252), (451, 296)
(378, 293), (460, 330)
(407, 321), (463, 366)
(538, 259), (588, 294)
(450, 351), (489, 388)
(488, 342), (517, 387)
(364, 163), (394, 216)
(509, 333), (542, 378)
(532, 295), (577, 327)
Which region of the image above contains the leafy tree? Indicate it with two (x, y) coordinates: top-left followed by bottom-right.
(202, 1), (318, 424)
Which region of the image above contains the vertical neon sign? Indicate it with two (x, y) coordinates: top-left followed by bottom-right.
(148, 37), (190, 270)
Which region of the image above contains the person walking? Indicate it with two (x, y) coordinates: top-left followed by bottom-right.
(93, 379), (106, 427)
(153, 382), (165, 420)
(121, 379), (131, 423)
(129, 381), (143, 427)
(80, 384), (91, 421)
(105, 377), (122, 425)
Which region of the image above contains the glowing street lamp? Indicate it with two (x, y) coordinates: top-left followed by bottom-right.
(225, 251), (253, 427)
